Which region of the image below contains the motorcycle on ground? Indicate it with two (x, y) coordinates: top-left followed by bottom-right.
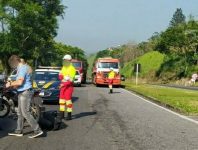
(0, 81), (43, 121)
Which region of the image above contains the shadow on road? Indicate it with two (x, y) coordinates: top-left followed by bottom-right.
(72, 96), (79, 103)
(0, 110), (68, 139)
(95, 84), (126, 89)
(111, 92), (121, 94)
(43, 96), (79, 105)
(0, 129), (8, 139)
(73, 111), (97, 120)
(0, 117), (16, 139)
(120, 85), (126, 88)
(80, 84), (87, 87)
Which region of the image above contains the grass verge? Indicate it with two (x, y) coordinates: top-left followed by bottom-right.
(123, 81), (198, 116)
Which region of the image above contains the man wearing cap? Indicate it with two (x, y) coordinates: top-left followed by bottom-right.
(59, 54), (76, 120)
(108, 67), (116, 94)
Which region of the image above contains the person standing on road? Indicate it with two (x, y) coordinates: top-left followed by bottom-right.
(6, 55), (43, 138)
(59, 54), (76, 120)
(108, 67), (116, 94)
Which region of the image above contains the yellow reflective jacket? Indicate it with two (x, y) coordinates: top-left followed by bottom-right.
(108, 71), (116, 79)
(60, 64), (76, 81)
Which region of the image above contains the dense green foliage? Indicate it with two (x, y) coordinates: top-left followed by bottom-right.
(0, 61), (3, 72)
(0, 0), (88, 73)
(93, 42), (150, 68)
(50, 42), (87, 67)
(87, 54), (96, 77)
(0, 0), (65, 72)
(169, 8), (186, 27)
(121, 51), (165, 79)
(93, 8), (198, 82)
(155, 21), (198, 80)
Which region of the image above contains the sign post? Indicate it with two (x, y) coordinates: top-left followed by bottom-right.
(134, 64), (141, 85)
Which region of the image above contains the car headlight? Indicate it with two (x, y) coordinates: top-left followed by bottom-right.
(45, 91), (52, 97)
(39, 90), (52, 97)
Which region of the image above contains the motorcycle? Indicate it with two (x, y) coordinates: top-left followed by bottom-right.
(0, 81), (10, 117)
(0, 81), (43, 121)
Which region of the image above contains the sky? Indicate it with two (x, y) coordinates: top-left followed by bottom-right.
(55, 0), (198, 54)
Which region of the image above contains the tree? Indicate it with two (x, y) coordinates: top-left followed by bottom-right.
(0, 0), (65, 72)
(94, 50), (111, 61)
(52, 42), (87, 67)
(169, 8), (186, 27)
(155, 19), (198, 78)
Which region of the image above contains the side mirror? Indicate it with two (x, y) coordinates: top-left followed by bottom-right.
(121, 75), (125, 81)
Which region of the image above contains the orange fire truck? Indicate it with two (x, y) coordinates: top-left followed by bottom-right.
(92, 57), (121, 86)
(71, 59), (87, 83)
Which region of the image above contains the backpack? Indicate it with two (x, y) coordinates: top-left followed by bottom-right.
(39, 110), (62, 131)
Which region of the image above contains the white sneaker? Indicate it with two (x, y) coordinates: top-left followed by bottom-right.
(28, 130), (43, 138)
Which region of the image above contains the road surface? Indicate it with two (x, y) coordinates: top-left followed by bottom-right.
(0, 84), (198, 150)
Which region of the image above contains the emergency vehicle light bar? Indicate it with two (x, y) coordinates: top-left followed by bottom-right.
(38, 66), (61, 69)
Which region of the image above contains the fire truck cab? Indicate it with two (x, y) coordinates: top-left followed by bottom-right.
(92, 57), (121, 86)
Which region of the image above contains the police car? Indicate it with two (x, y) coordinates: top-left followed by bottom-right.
(33, 67), (61, 103)
(34, 66), (81, 103)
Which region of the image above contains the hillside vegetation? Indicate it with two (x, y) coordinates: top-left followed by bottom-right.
(92, 9), (198, 83)
(121, 51), (165, 80)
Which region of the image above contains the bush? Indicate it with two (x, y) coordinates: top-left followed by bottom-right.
(121, 61), (134, 78)
(157, 54), (193, 81)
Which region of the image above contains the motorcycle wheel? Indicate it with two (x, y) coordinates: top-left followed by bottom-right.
(30, 104), (41, 122)
(0, 99), (10, 118)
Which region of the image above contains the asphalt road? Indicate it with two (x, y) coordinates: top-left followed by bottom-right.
(0, 84), (198, 150)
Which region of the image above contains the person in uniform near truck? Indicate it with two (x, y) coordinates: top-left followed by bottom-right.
(108, 67), (116, 94)
(59, 54), (76, 120)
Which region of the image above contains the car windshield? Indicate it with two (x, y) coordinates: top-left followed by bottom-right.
(98, 62), (119, 69)
(72, 62), (82, 68)
(33, 71), (59, 81)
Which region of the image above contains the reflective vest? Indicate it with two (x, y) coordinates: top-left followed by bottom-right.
(108, 71), (116, 79)
(60, 64), (76, 81)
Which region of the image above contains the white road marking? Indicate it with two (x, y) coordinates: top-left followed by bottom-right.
(120, 88), (198, 125)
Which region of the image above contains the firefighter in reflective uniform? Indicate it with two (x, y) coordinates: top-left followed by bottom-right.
(108, 67), (116, 94)
(59, 54), (76, 120)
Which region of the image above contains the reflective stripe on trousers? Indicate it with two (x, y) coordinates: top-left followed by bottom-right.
(59, 99), (73, 112)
